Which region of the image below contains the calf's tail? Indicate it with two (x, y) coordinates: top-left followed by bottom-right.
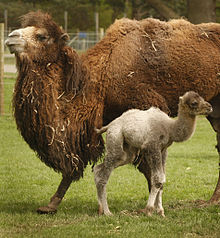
(94, 125), (108, 134)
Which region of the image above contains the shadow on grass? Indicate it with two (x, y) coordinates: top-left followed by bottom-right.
(0, 198), (99, 216)
(0, 201), (44, 214)
(166, 199), (220, 211)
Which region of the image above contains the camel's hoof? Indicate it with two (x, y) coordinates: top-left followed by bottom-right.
(104, 211), (113, 216)
(37, 206), (57, 214)
(98, 210), (113, 216)
(138, 208), (153, 216)
(157, 210), (165, 218)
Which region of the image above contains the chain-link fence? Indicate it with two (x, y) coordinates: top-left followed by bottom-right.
(68, 31), (104, 51)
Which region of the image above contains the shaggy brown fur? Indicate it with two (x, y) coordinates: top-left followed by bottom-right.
(12, 12), (104, 180)
(6, 12), (106, 212)
(5, 11), (220, 213)
(82, 17), (220, 203)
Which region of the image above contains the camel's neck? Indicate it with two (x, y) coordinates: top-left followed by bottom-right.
(15, 60), (62, 120)
(170, 107), (197, 142)
(13, 56), (105, 177)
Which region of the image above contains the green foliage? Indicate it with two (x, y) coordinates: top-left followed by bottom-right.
(1, 0), (220, 32)
(0, 0), (188, 32)
(0, 77), (220, 237)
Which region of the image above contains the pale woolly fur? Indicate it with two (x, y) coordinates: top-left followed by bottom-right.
(94, 91), (212, 216)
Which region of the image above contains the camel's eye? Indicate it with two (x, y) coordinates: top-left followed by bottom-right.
(190, 101), (198, 108)
(36, 34), (48, 41)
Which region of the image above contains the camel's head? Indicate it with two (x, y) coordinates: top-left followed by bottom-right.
(5, 11), (69, 63)
(179, 91), (212, 116)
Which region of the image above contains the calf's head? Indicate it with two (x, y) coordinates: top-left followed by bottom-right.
(179, 91), (212, 116)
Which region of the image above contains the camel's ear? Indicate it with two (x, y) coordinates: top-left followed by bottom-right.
(60, 33), (69, 42)
(179, 96), (183, 103)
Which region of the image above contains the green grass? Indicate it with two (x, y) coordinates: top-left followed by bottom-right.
(0, 78), (220, 237)
(2, 75), (16, 115)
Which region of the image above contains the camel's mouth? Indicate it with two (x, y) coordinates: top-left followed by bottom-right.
(5, 43), (25, 54)
(198, 104), (213, 116)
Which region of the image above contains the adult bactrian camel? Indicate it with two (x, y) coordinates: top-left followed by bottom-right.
(5, 11), (220, 214)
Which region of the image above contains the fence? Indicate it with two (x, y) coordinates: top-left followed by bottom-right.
(68, 31), (104, 51)
(1, 31), (104, 116)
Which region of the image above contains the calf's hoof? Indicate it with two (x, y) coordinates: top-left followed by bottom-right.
(104, 211), (113, 216)
(138, 207), (154, 216)
(98, 206), (113, 216)
(157, 209), (165, 217)
(37, 206), (57, 214)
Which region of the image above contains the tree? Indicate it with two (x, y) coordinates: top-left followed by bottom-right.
(145, 0), (180, 20)
(135, 0), (216, 23)
(187, 0), (216, 23)
(105, 0), (125, 21)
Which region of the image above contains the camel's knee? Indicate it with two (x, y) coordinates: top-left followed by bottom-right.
(152, 172), (165, 189)
(155, 182), (163, 190)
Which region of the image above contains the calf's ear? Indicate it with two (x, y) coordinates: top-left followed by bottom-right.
(179, 96), (183, 103)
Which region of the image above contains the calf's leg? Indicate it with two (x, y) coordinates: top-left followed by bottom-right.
(94, 148), (130, 216)
(139, 146), (165, 216)
(141, 170), (165, 216)
(93, 162), (114, 216)
(154, 186), (165, 217)
(154, 148), (167, 217)
(94, 127), (130, 215)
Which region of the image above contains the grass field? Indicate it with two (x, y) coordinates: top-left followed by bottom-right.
(0, 76), (220, 237)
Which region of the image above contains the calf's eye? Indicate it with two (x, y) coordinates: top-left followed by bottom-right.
(190, 101), (198, 108)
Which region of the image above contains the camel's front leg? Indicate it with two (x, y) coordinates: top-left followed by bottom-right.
(136, 154), (152, 192)
(37, 175), (72, 214)
(140, 185), (161, 216)
(154, 148), (167, 217)
(154, 187), (165, 217)
(139, 147), (165, 216)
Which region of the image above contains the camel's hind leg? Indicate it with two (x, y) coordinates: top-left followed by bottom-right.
(93, 163), (114, 216)
(209, 132), (220, 204)
(207, 94), (220, 204)
(93, 127), (131, 215)
(153, 149), (167, 217)
(94, 150), (132, 216)
(207, 118), (220, 204)
(37, 175), (72, 214)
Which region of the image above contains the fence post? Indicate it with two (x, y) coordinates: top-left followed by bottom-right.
(0, 23), (4, 115)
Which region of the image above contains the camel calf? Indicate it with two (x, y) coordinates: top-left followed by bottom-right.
(94, 91), (212, 216)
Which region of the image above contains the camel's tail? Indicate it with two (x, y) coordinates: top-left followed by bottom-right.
(94, 125), (108, 134)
